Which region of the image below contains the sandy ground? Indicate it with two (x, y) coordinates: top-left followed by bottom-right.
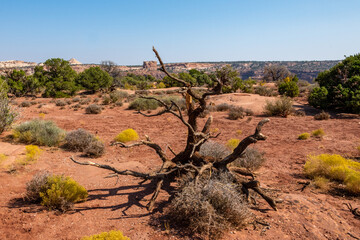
(0, 92), (359, 240)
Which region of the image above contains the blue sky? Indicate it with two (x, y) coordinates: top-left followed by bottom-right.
(0, 0), (359, 64)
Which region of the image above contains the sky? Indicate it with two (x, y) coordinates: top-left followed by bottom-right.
(0, 0), (359, 65)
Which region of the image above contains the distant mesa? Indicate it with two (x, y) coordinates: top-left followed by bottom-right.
(68, 58), (82, 65)
(0, 60), (37, 68)
(143, 61), (157, 70)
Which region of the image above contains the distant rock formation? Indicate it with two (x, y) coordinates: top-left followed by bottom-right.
(0, 60), (37, 69)
(68, 58), (82, 65)
(143, 61), (157, 70)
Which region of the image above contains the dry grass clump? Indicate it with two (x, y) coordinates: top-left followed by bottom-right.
(72, 97), (80, 102)
(304, 154), (360, 194)
(109, 90), (128, 103)
(231, 148), (266, 171)
(228, 107), (245, 120)
(85, 104), (102, 114)
(19, 101), (31, 107)
(314, 111), (330, 120)
(254, 86), (277, 96)
(81, 230), (130, 240)
(298, 132), (310, 140)
(199, 141), (231, 160)
(264, 97), (293, 117)
(311, 128), (325, 138)
(25, 171), (52, 202)
(114, 128), (139, 143)
(168, 172), (251, 239)
(13, 119), (65, 146)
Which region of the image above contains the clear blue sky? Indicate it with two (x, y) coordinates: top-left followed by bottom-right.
(1, 0), (359, 65)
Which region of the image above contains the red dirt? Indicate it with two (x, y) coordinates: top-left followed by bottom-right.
(0, 93), (359, 240)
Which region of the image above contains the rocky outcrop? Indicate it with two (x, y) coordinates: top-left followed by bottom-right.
(143, 61), (157, 70)
(0, 60), (37, 69)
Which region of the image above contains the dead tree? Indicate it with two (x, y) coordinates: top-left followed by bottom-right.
(71, 47), (277, 212)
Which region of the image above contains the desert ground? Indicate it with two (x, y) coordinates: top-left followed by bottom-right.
(0, 91), (359, 240)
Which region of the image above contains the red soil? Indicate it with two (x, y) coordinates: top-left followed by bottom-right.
(0, 93), (359, 240)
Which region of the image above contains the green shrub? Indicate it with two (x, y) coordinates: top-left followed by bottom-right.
(314, 111), (330, 120)
(0, 81), (17, 134)
(128, 98), (159, 111)
(85, 104), (102, 114)
(81, 230), (130, 240)
(264, 97), (293, 117)
(13, 119), (65, 146)
(304, 154), (360, 194)
(231, 148), (266, 171)
(309, 54), (360, 113)
(311, 128), (325, 138)
(254, 86), (277, 96)
(168, 173), (251, 239)
(39, 175), (88, 211)
(4, 69), (41, 97)
(114, 128), (139, 143)
(76, 66), (113, 92)
(226, 138), (240, 151)
(278, 76), (299, 98)
(109, 90), (128, 103)
(157, 82), (166, 88)
(298, 133), (310, 140)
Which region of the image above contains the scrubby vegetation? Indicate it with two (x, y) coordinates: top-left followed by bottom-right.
(0, 80), (17, 134)
(114, 128), (139, 143)
(64, 129), (104, 157)
(199, 141), (231, 160)
(314, 111), (330, 120)
(76, 66), (113, 92)
(81, 230), (130, 240)
(309, 54), (360, 113)
(16, 145), (42, 165)
(167, 173), (251, 239)
(85, 104), (102, 114)
(25, 172), (88, 211)
(304, 154), (360, 194)
(311, 128), (325, 138)
(278, 76), (299, 97)
(264, 97), (293, 117)
(13, 119), (65, 146)
(298, 132), (310, 140)
(226, 138), (240, 150)
(128, 98), (159, 111)
(231, 148), (265, 171)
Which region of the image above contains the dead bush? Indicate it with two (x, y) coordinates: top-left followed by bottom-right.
(55, 99), (66, 106)
(228, 107), (245, 120)
(20, 101), (31, 107)
(199, 141), (231, 160)
(216, 103), (232, 112)
(25, 171), (52, 202)
(168, 172), (251, 239)
(64, 129), (95, 152)
(314, 111), (330, 120)
(84, 140), (105, 158)
(85, 104), (102, 114)
(264, 97), (293, 117)
(231, 148), (266, 171)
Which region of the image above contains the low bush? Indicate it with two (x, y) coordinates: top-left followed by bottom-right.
(311, 128), (325, 138)
(216, 103), (232, 112)
(79, 98), (91, 105)
(109, 90), (128, 103)
(39, 175), (88, 211)
(85, 104), (102, 114)
(84, 140), (105, 158)
(314, 111), (330, 120)
(128, 98), (159, 111)
(20, 101), (31, 107)
(168, 173), (251, 239)
(199, 141), (231, 160)
(254, 86), (276, 96)
(25, 171), (52, 202)
(231, 148), (266, 171)
(102, 95), (111, 105)
(72, 97), (80, 102)
(0, 88), (18, 134)
(226, 138), (240, 151)
(304, 154), (360, 194)
(19, 145), (42, 165)
(298, 133), (310, 140)
(55, 99), (66, 106)
(264, 97), (293, 117)
(114, 128), (139, 143)
(64, 129), (95, 151)
(13, 119), (65, 146)
(81, 230), (130, 240)
(293, 110), (306, 117)
(228, 107), (245, 120)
